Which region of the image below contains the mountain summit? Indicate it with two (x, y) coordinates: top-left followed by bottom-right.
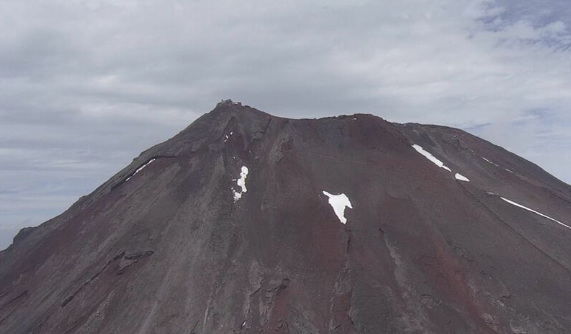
(1, 101), (571, 333)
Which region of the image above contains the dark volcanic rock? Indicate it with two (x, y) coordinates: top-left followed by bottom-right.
(1, 100), (571, 334)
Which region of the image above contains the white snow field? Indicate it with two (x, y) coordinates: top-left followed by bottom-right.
(501, 197), (571, 231)
(322, 191), (353, 224)
(455, 173), (470, 182)
(126, 159), (156, 181)
(232, 166), (249, 202)
(412, 144), (452, 172)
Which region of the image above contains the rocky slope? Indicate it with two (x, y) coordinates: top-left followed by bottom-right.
(1, 100), (570, 334)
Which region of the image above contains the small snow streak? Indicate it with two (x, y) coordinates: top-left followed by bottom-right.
(412, 144), (451, 172)
(482, 157), (515, 174)
(501, 197), (571, 231)
(455, 173), (470, 182)
(126, 159), (156, 181)
(224, 132), (234, 143)
(322, 191), (353, 224)
(232, 190), (242, 202)
(482, 157), (500, 167)
(232, 166), (249, 202)
(237, 166), (248, 192)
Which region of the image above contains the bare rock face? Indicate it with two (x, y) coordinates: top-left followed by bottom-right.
(1, 101), (571, 334)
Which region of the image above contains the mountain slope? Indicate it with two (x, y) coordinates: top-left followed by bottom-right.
(1, 101), (570, 334)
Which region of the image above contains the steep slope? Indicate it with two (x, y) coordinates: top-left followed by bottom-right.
(1, 101), (570, 334)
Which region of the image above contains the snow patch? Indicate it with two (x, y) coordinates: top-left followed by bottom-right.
(232, 190), (242, 202)
(237, 166), (248, 192)
(455, 173), (470, 182)
(322, 191), (353, 224)
(126, 159), (156, 181)
(232, 166), (249, 202)
(224, 132), (234, 143)
(482, 157), (515, 174)
(412, 144), (451, 172)
(501, 197), (571, 231)
(482, 157), (500, 167)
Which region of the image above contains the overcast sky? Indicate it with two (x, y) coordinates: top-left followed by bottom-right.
(1, 0), (571, 250)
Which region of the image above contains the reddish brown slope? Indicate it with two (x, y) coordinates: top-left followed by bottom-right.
(0, 101), (570, 334)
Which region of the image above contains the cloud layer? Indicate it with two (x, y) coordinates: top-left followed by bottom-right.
(1, 0), (570, 249)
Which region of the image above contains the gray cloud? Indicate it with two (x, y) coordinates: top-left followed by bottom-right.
(1, 0), (571, 249)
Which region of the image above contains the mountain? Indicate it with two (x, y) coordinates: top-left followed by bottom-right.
(1, 100), (571, 334)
